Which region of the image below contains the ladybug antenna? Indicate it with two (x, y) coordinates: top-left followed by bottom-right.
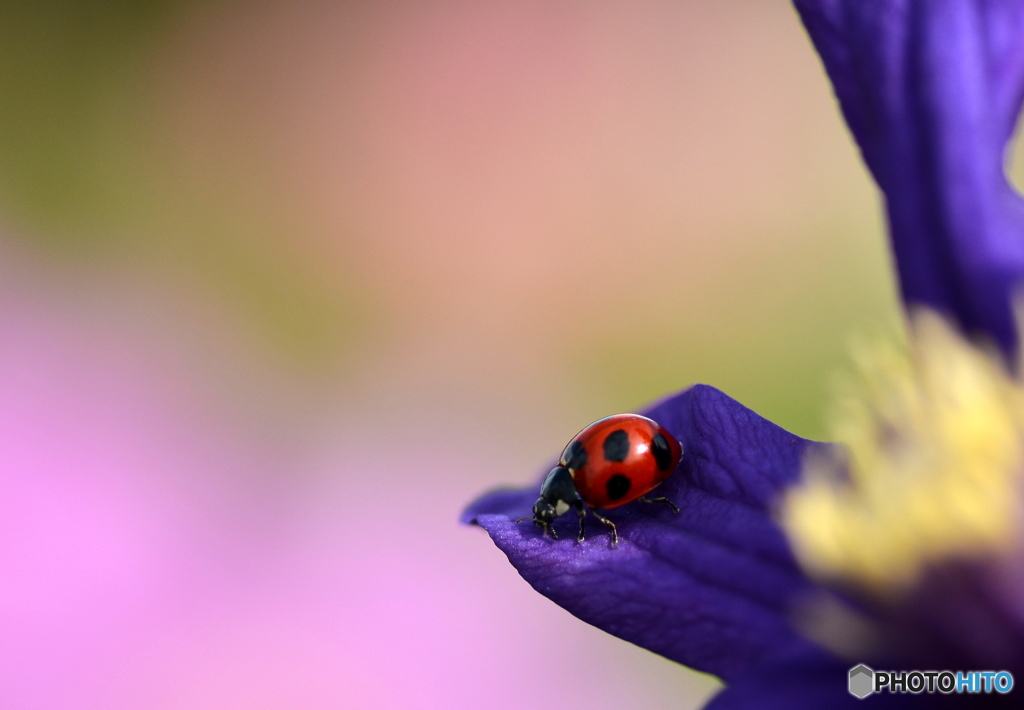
(514, 516), (532, 524)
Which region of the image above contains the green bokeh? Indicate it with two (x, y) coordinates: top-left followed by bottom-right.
(566, 217), (901, 441)
(0, 1), (366, 368)
(0, 1), (178, 242)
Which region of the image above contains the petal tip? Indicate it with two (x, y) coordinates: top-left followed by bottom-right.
(460, 486), (534, 525)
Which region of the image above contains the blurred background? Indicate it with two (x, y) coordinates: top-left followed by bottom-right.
(5, 1), (1010, 708)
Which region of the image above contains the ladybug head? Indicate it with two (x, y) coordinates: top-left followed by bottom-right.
(515, 497), (558, 538)
(532, 497), (557, 525)
(516, 496), (559, 535)
(514, 466), (583, 540)
(522, 497), (561, 540)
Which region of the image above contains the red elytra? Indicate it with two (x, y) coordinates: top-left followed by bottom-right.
(558, 413), (682, 509)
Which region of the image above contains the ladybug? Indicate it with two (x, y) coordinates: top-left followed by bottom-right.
(517, 414), (683, 547)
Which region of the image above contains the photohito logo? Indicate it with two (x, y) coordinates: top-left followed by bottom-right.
(848, 665), (1014, 699)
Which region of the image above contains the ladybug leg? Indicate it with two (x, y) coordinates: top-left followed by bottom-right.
(639, 496), (680, 514)
(575, 503), (586, 543)
(535, 519), (558, 540)
(589, 510), (619, 548)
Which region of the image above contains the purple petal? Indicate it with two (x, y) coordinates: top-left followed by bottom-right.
(705, 650), (938, 709)
(462, 385), (831, 681)
(794, 0), (1024, 355)
(841, 558), (1024, 675)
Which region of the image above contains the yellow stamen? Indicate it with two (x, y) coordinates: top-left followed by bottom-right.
(782, 310), (1024, 593)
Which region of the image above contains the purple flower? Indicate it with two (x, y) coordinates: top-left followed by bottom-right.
(465, 386), (867, 707)
(464, 385), (824, 680)
(464, 1), (1024, 707)
(798, 0), (1024, 357)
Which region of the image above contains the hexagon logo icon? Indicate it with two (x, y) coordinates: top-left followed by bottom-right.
(848, 664), (874, 699)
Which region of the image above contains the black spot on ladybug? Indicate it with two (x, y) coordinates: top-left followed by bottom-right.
(562, 440), (588, 470)
(651, 432), (673, 471)
(606, 473), (631, 501)
(603, 429), (630, 462)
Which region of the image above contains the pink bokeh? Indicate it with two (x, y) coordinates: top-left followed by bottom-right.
(0, 245), (718, 708)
